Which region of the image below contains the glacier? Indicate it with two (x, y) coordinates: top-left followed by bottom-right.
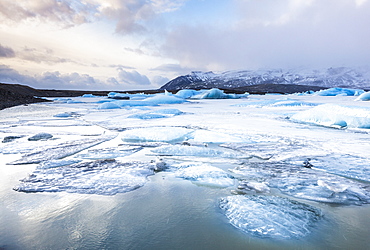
(219, 195), (322, 239)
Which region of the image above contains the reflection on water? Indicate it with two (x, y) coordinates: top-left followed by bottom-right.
(2, 164), (370, 250)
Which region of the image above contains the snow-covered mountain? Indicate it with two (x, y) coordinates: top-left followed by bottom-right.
(160, 67), (370, 91)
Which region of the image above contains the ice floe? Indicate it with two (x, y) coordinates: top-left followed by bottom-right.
(230, 161), (370, 205)
(290, 104), (370, 129)
(28, 132), (53, 141)
(14, 159), (158, 195)
(175, 88), (249, 99)
(235, 98), (317, 108)
(173, 163), (234, 188)
(219, 195), (322, 239)
(151, 145), (246, 158)
(121, 127), (193, 142)
(9, 134), (116, 165)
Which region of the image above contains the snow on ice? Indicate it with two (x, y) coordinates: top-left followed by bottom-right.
(219, 195), (322, 239)
(290, 104), (370, 129)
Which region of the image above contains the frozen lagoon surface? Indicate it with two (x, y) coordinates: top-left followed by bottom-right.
(1, 92), (370, 249)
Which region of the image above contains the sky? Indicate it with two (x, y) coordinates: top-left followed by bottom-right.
(0, 0), (369, 90)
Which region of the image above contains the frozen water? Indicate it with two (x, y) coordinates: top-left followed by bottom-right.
(28, 132), (53, 141)
(98, 102), (121, 109)
(77, 146), (142, 159)
(13, 159), (156, 195)
(314, 88), (364, 96)
(175, 89), (199, 99)
(219, 195), (322, 239)
(290, 104), (370, 129)
(38, 159), (81, 169)
(230, 161), (370, 205)
(121, 127), (193, 142)
(174, 163), (234, 188)
(81, 94), (96, 98)
(9, 135), (116, 165)
(143, 94), (187, 104)
(128, 113), (167, 119)
(301, 154), (370, 182)
(151, 109), (184, 116)
(151, 145), (246, 158)
(235, 98), (317, 108)
(355, 91), (370, 101)
(236, 181), (270, 193)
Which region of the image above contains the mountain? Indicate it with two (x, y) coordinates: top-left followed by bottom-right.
(160, 67), (370, 92)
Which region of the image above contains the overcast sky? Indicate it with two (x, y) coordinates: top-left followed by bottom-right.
(0, 0), (369, 90)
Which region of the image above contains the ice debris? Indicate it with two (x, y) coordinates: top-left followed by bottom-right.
(14, 159), (159, 195)
(219, 195), (322, 239)
(2, 135), (23, 143)
(28, 133), (53, 141)
(174, 163), (234, 188)
(77, 146), (142, 159)
(290, 104), (370, 129)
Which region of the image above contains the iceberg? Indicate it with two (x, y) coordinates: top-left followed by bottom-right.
(128, 108), (184, 120)
(314, 88), (364, 96)
(290, 104), (370, 129)
(174, 163), (234, 188)
(98, 102), (121, 109)
(81, 94), (96, 98)
(128, 113), (167, 119)
(355, 91), (370, 101)
(219, 195), (322, 239)
(175, 89), (199, 99)
(14, 159), (157, 195)
(121, 127), (193, 143)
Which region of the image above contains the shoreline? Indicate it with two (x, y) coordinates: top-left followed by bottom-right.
(0, 82), (327, 110)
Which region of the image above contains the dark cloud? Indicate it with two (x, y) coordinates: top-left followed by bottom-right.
(0, 44), (15, 58)
(116, 68), (151, 86)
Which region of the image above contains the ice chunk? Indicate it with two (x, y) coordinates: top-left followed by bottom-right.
(175, 89), (199, 99)
(10, 135), (116, 165)
(219, 195), (322, 239)
(314, 87), (364, 96)
(14, 159), (156, 195)
(236, 181), (270, 193)
(82, 94), (96, 98)
(152, 145), (246, 158)
(121, 127), (193, 143)
(175, 163), (234, 188)
(290, 104), (370, 129)
(98, 102), (121, 109)
(53, 112), (73, 118)
(2, 135), (24, 143)
(355, 91), (370, 101)
(151, 109), (184, 116)
(230, 162), (370, 205)
(28, 133), (53, 141)
(143, 94), (187, 104)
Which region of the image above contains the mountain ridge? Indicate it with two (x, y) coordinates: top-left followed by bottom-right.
(160, 67), (370, 91)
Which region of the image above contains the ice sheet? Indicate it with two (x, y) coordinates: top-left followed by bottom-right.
(13, 159), (156, 195)
(151, 145), (246, 158)
(219, 195), (322, 239)
(121, 127), (193, 142)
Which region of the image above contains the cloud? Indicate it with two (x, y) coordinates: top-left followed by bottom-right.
(0, 44), (15, 58)
(116, 68), (151, 86)
(18, 47), (75, 65)
(151, 63), (194, 75)
(0, 0), (98, 28)
(161, 0), (370, 70)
